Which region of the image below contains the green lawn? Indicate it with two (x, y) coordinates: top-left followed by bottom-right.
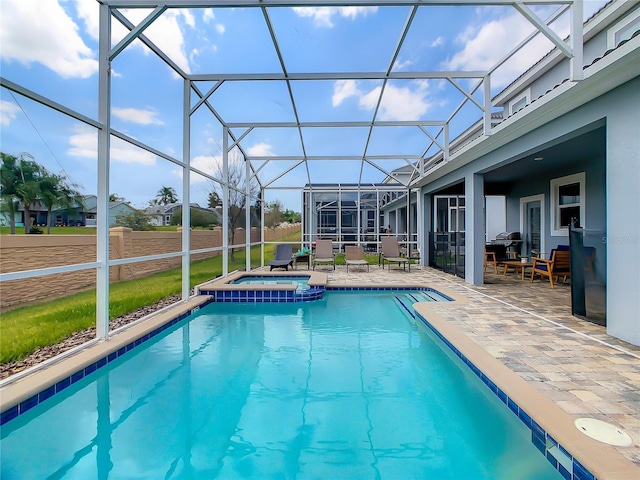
(0, 233), (302, 364)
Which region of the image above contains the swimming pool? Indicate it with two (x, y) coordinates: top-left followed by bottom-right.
(0, 291), (563, 479)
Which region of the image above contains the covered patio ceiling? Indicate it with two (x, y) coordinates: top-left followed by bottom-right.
(100, 0), (586, 192)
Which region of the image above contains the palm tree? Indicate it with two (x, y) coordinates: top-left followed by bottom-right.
(0, 153), (20, 234)
(155, 186), (178, 206)
(12, 153), (43, 233)
(40, 174), (85, 234)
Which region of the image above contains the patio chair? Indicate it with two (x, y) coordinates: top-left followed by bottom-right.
(268, 244), (293, 271)
(312, 239), (335, 270)
(484, 244), (514, 274)
(530, 247), (571, 288)
(381, 236), (409, 271)
(345, 245), (369, 272)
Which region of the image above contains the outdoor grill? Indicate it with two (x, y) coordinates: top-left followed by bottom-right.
(492, 231), (521, 247)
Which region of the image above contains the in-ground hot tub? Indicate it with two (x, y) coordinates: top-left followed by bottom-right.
(198, 271), (328, 303)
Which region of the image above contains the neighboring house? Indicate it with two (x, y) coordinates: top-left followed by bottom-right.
(411, 2), (639, 345)
(82, 196), (138, 227)
(144, 203), (220, 226)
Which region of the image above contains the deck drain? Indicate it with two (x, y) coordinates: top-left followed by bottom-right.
(574, 418), (633, 446)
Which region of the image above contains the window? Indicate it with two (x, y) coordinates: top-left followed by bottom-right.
(550, 172), (585, 236)
(607, 8), (640, 49)
(509, 89), (530, 115)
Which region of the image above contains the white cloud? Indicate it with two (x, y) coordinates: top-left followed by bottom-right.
(68, 125), (156, 166)
(0, 0), (97, 78)
(442, 9), (574, 88)
(247, 143), (275, 156)
(177, 9), (196, 28)
(75, 0), (99, 41)
(292, 7), (378, 28)
(332, 80), (361, 107)
(0, 101), (21, 126)
(120, 9), (192, 74)
(215, 24), (225, 35)
(431, 36), (445, 48)
(332, 80), (433, 121)
(393, 58), (413, 70)
(112, 107), (164, 126)
(203, 8), (215, 24)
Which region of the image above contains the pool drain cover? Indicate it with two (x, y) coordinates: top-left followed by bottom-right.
(574, 418), (633, 446)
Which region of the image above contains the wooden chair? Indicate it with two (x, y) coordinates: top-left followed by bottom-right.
(484, 244), (512, 274)
(530, 248), (571, 288)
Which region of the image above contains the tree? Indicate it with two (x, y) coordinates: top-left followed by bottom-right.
(170, 207), (219, 228)
(114, 209), (155, 231)
(265, 200), (283, 231)
(282, 209), (301, 223)
(207, 191), (221, 209)
(11, 153), (44, 233)
(209, 149), (258, 260)
(0, 152), (20, 234)
(154, 186), (178, 206)
(109, 193), (124, 202)
(39, 173), (85, 234)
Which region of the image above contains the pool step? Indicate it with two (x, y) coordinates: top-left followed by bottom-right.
(394, 295), (415, 319)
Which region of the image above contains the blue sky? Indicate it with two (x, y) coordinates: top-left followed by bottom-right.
(0, 0), (608, 211)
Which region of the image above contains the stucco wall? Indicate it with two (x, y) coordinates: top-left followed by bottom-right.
(0, 224), (300, 310)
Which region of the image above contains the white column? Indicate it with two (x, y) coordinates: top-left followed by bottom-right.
(465, 173), (485, 285)
(181, 79), (191, 300)
(245, 156), (251, 272)
(96, 4), (111, 340)
(222, 127), (229, 276)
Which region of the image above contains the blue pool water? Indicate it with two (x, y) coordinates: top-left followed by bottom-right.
(0, 291), (561, 479)
(231, 275), (310, 291)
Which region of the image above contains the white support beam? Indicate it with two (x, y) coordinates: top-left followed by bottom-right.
(246, 156), (252, 272)
(447, 78), (484, 112)
(514, 2), (573, 58)
(483, 74), (492, 136)
(190, 81), (224, 115)
(570, 0), (584, 81)
(226, 120), (447, 128)
(105, 1), (572, 6)
(109, 6), (166, 60)
(96, 3), (111, 341)
(182, 78), (191, 301)
(189, 71), (489, 81)
(222, 127), (229, 276)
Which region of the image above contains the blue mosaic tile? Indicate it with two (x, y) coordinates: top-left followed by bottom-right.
(107, 352), (117, 362)
(531, 420), (545, 441)
(70, 370), (84, 385)
(84, 362), (98, 376)
(559, 444), (572, 460)
(532, 434), (545, 454)
(518, 409), (532, 428)
(39, 385), (55, 402)
(558, 463), (571, 480)
(507, 398), (519, 415)
(19, 395), (38, 414)
(547, 435), (558, 448)
(546, 451), (558, 469)
(573, 460), (595, 480)
(1, 405), (19, 425)
(55, 377), (71, 393)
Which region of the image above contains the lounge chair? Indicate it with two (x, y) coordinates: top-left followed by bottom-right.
(345, 245), (369, 272)
(530, 247), (571, 288)
(381, 236), (409, 271)
(312, 239), (335, 270)
(268, 244), (293, 271)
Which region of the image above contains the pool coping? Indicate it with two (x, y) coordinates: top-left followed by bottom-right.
(412, 301), (639, 480)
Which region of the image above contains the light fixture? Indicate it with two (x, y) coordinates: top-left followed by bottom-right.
(534, 156), (543, 161)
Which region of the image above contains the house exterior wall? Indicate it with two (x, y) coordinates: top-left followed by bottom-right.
(419, 77), (639, 344)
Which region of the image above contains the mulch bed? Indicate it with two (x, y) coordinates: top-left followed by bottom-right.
(0, 294), (183, 380)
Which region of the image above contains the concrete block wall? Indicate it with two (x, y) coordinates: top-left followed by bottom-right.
(0, 224), (300, 309)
